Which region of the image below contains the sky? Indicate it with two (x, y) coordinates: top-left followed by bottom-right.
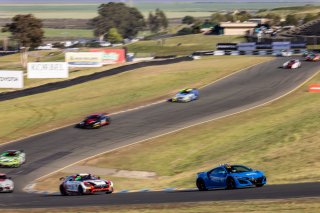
(1, 0), (320, 3)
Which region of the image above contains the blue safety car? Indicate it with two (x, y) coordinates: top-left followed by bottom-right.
(169, 88), (199, 103)
(196, 164), (266, 191)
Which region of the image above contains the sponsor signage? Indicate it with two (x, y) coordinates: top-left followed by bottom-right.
(65, 52), (103, 67)
(256, 42), (272, 50)
(90, 49), (126, 64)
(272, 41), (291, 50)
(213, 50), (225, 55)
(216, 43), (238, 50)
(27, 62), (68, 78)
(0, 70), (23, 88)
(237, 42), (256, 51)
(291, 42), (306, 49)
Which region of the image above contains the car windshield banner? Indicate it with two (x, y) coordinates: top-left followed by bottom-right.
(65, 52), (103, 67)
(0, 70), (23, 88)
(27, 62), (69, 78)
(216, 43), (238, 50)
(272, 41), (291, 50)
(90, 49), (126, 64)
(237, 42), (256, 51)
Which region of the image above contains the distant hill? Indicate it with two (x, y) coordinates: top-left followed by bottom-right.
(1, 0), (319, 3)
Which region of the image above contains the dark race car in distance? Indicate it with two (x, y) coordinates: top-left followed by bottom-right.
(196, 164), (266, 191)
(76, 113), (111, 129)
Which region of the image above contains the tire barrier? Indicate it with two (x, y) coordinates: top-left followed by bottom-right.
(0, 56), (193, 102)
(192, 49), (306, 56)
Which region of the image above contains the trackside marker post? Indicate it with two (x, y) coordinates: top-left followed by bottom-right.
(308, 84), (320, 92)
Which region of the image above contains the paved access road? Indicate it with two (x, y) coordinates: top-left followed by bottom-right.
(0, 57), (319, 208)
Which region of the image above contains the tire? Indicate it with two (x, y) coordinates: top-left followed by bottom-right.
(255, 184), (264, 187)
(106, 187), (113, 194)
(59, 185), (68, 196)
(196, 179), (207, 191)
(226, 178), (236, 190)
(78, 185), (84, 195)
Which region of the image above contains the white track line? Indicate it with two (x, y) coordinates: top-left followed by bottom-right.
(29, 67), (319, 192)
(1, 59), (269, 147)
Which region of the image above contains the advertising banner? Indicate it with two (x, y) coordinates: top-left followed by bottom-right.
(90, 49), (126, 64)
(272, 41), (291, 50)
(27, 62), (68, 78)
(65, 52), (103, 67)
(0, 71), (23, 88)
(256, 42), (272, 50)
(216, 43), (238, 50)
(290, 42), (306, 49)
(237, 42), (256, 51)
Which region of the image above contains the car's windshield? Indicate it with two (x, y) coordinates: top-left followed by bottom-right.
(0, 175), (7, 179)
(179, 90), (191, 95)
(227, 165), (253, 173)
(1, 152), (16, 157)
(87, 115), (99, 119)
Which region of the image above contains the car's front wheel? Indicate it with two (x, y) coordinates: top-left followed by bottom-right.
(78, 186), (84, 195)
(59, 184), (68, 196)
(226, 177), (236, 190)
(196, 179), (207, 191)
(106, 187), (113, 194)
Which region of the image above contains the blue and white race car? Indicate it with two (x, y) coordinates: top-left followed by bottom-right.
(169, 88), (199, 103)
(196, 164), (266, 191)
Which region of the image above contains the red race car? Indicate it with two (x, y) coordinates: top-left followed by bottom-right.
(76, 113), (111, 129)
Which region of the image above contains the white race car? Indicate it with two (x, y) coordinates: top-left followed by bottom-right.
(0, 173), (14, 193)
(59, 173), (113, 195)
(282, 59), (301, 69)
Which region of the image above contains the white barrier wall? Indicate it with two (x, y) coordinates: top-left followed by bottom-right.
(0, 71), (23, 88)
(27, 62), (69, 78)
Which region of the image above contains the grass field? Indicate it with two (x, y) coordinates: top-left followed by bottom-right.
(34, 59), (320, 192)
(127, 34), (245, 56)
(257, 5), (320, 18)
(3, 198), (320, 213)
(1, 2), (319, 19)
(0, 56), (270, 143)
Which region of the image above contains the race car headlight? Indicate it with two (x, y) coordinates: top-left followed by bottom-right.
(109, 181), (113, 187)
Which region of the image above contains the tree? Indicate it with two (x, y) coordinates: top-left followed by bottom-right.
(235, 11), (252, 22)
(148, 8), (168, 33)
(264, 13), (281, 26)
(156, 8), (168, 29)
(2, 14), (44, 68)
(182, 16), (195, 25)
(211, 13), (234, 24)
(303, 13), (318, 24)
(284, 14), (298, 26)
(90, 3), (145, 40)
(107, 28), (123, 43)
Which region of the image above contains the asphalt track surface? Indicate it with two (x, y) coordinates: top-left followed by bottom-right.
(0, 57), (320, 208)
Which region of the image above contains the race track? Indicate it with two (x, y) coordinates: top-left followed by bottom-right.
(0, 57), (319, 208)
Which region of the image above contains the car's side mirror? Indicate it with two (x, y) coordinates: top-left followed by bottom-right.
(8, 177), (12, 180)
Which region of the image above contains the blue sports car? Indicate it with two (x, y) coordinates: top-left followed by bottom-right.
(169, 88), (199, 103)
(196, 164), (266, 191)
